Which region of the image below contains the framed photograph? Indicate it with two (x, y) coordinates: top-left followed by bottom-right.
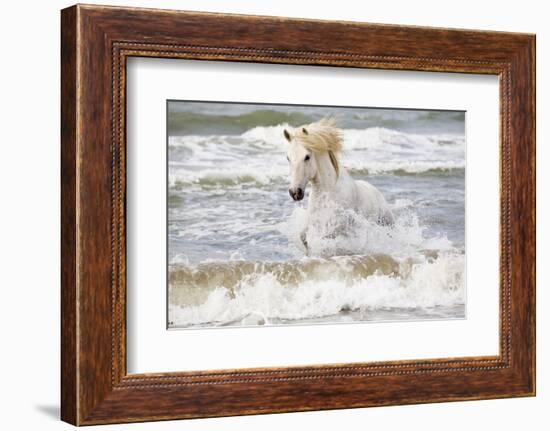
(61, 4), (536, 425)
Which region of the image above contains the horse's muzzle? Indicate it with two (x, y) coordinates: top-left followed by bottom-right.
(289, 188), (304, 201)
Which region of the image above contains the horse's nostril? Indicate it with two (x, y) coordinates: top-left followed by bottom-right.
(289, 188), (303, 201)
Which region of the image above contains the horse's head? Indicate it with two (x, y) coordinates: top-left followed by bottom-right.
(284, 126), (317, 201)
(284, 118), (343, 201)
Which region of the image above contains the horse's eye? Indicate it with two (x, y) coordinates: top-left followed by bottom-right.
(286, 155), (290, 162)
(304, 155), (310, 161)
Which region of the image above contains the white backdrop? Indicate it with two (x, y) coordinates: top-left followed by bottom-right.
(0, 0), (546, 430)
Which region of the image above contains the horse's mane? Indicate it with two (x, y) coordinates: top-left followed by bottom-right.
(290, 117), (343, 177)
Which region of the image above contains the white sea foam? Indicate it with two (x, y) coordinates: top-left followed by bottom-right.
(169, 198), (464, 327)
(169, 166), (280, 187)
(280, 196), (452, 259)
(168, 252), (465, 327)
(240, 123), (292, 143)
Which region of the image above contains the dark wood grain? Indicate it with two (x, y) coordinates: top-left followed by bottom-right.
(61, 4), (536, 425)
(60, 6), (77, 425)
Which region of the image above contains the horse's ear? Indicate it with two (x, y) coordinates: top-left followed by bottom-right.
(283, 129), (291, 142)
(302, 127), (308, 135)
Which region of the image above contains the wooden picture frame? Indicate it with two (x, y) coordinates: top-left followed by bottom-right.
(61, 4), (535, 425)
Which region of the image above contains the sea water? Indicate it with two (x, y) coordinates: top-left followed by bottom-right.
(167, 102), (465, 328)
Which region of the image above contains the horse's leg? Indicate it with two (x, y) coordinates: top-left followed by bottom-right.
(377, 209), (395, 227)
(300, 230), (309, 256)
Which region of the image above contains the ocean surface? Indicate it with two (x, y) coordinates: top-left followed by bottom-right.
(167, 102), (466, 329)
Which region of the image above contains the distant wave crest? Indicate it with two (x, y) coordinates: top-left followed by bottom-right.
(168, 125), (465, 189)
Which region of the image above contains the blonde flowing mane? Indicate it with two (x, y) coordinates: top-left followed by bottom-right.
(288, 117), (343, 177)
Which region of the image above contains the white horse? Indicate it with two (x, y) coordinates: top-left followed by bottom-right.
(284, 117), (394, 255)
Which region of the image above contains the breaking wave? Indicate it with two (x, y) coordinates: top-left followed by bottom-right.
(169, 204), (464, 328)
(169, 252), (464, 327)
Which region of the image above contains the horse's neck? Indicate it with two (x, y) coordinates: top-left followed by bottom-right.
(311, 152), (341, 194)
